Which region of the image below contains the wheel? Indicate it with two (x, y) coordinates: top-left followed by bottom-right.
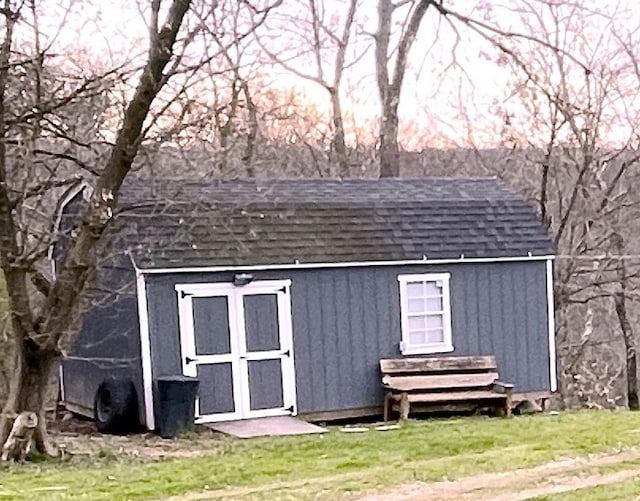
(94, 378), (140, 434)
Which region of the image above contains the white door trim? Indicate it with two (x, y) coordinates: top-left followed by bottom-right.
(240, 284), (296, 419)
(278, 284), (297, 415)
(175, 280), (291, 295)
(175, 280), (296, 422)
(177, 288), (244, 422)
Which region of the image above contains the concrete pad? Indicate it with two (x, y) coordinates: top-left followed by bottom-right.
(205, 416), (327, 438)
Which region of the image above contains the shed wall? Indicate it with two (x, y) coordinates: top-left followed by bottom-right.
(61, 256), (144, 422)
(57, 189), (145, 422)
(145, 261), (550, 415)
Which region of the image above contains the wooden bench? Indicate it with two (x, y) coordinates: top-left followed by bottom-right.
(381, 355), (513, 421)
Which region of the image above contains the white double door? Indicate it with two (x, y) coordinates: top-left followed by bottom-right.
(176, 280), (296, 422)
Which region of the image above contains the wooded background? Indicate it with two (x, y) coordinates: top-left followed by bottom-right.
(1, 0), (640, 456)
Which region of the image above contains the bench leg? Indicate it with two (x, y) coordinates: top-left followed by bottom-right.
(399, 393), (410, 421)
(383, 392), (391, 422)
(496, 395), (513, 417)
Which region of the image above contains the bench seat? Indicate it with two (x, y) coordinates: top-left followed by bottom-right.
(381, 355), (513, 421)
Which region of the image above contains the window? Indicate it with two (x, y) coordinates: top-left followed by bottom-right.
(398, 273), (453, 355)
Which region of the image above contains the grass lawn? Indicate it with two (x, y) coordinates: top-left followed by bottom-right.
(1, 410), (640, 500)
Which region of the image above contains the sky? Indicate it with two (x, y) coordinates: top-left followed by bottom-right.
(28, 0), (640, 149)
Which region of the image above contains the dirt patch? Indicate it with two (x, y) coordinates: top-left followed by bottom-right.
(494, 469), (640, 500)
(358, 449), (640, 501)
(50, 415), (230, 461)
(49, 413), (101, 436)
(159, 446), (533, 501)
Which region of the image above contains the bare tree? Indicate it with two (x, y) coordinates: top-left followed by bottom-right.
(257, 0), (360, 177)
(470, 0), (640, 409)
(198, 0), (280, 176)
(137, 1), (284, 179)
(0, 0), (194, 459)
(375, 0), (431, 178)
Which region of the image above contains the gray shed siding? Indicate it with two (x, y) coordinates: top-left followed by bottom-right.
(144, 260), (550, 415)
(60, 257), (145, 422)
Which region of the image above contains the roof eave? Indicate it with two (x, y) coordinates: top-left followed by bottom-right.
(135, 253), (556, 275)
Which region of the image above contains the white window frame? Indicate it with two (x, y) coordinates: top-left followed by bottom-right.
(397, 272), (453, 355)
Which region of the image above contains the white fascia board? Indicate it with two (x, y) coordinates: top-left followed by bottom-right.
(546, 259), (557, 392)
(134, 266), (155, 430)
(138, 254), (556, 275)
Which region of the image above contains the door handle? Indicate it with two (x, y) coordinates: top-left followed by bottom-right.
(185, 356), (198, 364)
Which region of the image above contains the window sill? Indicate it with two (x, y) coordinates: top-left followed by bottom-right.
(400, 344), (454, 356)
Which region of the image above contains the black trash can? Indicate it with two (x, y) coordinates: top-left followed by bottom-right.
(155, 376), (199, 439)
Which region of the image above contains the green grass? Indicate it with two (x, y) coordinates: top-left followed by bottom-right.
(2, 410), (640, 500)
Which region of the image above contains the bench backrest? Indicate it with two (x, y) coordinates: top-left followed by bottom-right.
(380, 356), (500, 392)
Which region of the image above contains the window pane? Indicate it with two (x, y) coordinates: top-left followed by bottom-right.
(425, 315), (443, 329)
(408, 316), (425, 330)
(426, 329), (444, 343)
(425, 297), (443, 311)
(406, 282), (424, 299)
(408, 298), (424, 313)
(409, 331), (425, 345)
(400, 275), (451, 353)
(424, 281), (441, 296)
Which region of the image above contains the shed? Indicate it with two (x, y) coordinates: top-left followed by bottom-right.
(56, 178), (555, 430)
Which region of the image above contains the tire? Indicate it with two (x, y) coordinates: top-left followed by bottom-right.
(94, 378), (140, 434)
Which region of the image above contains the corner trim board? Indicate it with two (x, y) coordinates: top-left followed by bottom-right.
(546, 259), (557, 392)
(58, 364), (65, 402)
(134, 266), (155, 430)
(138, 255), (556, 275)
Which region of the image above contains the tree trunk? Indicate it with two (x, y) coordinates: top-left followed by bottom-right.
(330, 88), (349, 177)
(241, 81), (258, 177)
(0, 330), (58, 459)
(379, 101), (399, 177)
(375, 0), (429, 178)
(615, 288), (637, 409)
(612, 231), (638, 410)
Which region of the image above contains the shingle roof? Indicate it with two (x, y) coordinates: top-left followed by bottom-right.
(112, 178), (553, 268)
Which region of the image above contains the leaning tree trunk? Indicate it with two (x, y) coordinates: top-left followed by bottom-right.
(0, 0), (192, 461)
